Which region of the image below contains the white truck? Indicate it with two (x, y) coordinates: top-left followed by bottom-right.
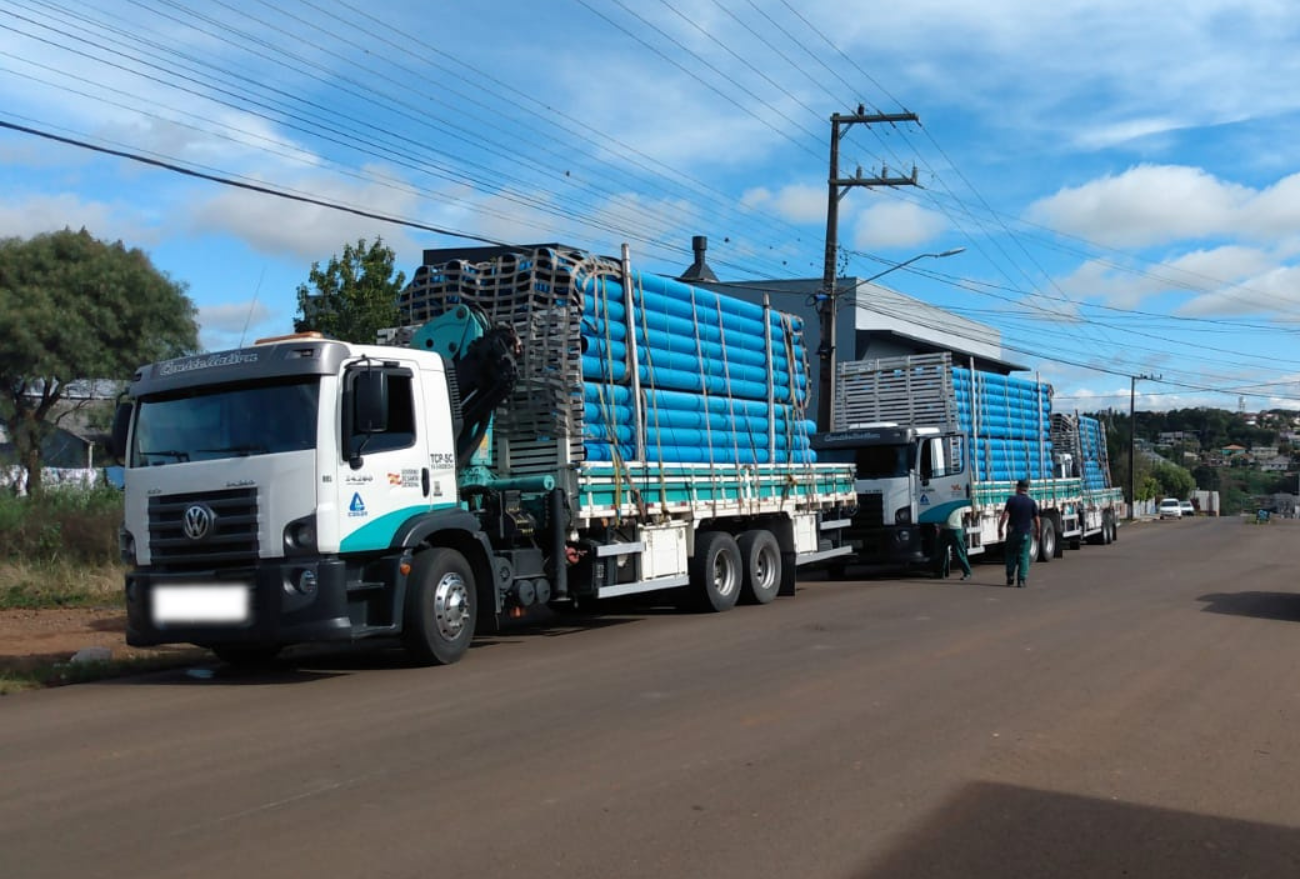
(811, 353), (1124, 574)
(111, 245), (856, 665)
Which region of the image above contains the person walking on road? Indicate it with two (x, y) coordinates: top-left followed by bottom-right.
(997, 478), (1040, 588)
(933, 505), (973, 581)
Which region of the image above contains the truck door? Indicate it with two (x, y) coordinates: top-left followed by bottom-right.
(337, 362), (433, 554)
(916, 433), (971, 524)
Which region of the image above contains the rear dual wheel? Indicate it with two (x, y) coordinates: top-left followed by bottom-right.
(1037, 518), (1056, 563)
(686, 531), (743, 613)
(738, 530), (782, 605)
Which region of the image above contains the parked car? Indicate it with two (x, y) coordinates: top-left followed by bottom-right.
(1158, 498), (1183, 519)
(1180, 500), (1195, 517)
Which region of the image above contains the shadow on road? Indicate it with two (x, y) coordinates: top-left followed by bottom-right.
(858, 781), (1300, 878)
(1196, 591), (1300, 623)
(91, 611), (650, 684)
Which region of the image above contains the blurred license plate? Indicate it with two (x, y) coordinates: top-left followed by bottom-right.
(153, 585), (251, 625)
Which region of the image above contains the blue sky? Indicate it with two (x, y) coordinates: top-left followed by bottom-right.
(4, 0), (1300, 415)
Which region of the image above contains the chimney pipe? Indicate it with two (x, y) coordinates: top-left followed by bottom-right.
(679, 235), (718, 283)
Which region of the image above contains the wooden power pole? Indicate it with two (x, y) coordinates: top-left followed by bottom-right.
(816, 106), (919, 433)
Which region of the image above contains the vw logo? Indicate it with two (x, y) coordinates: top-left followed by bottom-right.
(183, 504), (215, 541)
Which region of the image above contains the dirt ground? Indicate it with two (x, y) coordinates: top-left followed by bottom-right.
(0, 607), (204, 674)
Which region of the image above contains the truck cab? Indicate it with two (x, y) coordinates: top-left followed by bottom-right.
(114, 335), (489, 664)
(813, 425), (970, 568)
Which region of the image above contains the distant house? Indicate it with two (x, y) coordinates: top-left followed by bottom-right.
(0, 423), (99, 469)
(1258, 454), (1291, 473)
(0, 420), (108, 494)
(1220, 444), (1249, 458)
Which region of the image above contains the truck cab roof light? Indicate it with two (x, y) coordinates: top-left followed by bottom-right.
(254, 331), (324, 345)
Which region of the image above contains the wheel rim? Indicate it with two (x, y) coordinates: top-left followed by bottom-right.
(753, 546), (778, 592)
(433, 571), (471, 641)
(714, 551), (739, 598)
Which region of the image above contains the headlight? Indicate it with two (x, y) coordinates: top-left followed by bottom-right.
(894, 507), (912, 525)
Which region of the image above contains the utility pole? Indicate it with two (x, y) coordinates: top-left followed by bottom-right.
(816, 105), (919, 433)
(1128, 373), (1160, 520)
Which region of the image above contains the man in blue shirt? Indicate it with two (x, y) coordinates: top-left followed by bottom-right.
(997, 478), (1040, 588)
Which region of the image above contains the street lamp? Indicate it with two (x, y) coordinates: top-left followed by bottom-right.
(853, 247), (967, 293)
(815, 247), (966, 432)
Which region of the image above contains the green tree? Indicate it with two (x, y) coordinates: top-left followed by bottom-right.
(0, 229), (197, 495)
(1151, 462), (1195, 500)
(294, 238), (405, 343)
(1139, 475), (1161, 502)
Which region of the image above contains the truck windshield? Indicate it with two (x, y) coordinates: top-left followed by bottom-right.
(131, 378), (320, 466)
(820, 443), (913, 479)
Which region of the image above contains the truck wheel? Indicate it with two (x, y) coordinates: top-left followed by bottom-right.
(738, 530), (781, 605)
(212, 644), (282, 667)
(1108, 514), (1119, 543)
(1037, 519), (1056, 563)
(1102, 514), (1114, 545)
(688, 531), (742, 613)
(403, 547), (476, 665)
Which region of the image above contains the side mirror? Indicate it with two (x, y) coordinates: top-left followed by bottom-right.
(110, 402), (133, 462)
(353, 370), (389, 434)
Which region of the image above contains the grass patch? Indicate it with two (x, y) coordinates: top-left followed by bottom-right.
(0, 485), (123, 566)
(0, 561), (126, 609)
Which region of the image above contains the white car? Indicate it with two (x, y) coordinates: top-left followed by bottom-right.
(1158, 498), (1183, 519)
(1180, 500), (1195, 517)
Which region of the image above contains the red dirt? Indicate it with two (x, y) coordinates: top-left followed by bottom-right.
(0, 607), (203, 673)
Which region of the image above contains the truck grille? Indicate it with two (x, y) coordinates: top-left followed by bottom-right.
(148, 488), (259, 570)
(856, 492), (885, 528)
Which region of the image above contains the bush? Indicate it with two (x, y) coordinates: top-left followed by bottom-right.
(0, 485), (123, 565)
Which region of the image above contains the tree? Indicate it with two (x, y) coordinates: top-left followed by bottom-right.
(0, 229), (198, 495)
(294, 238), (406, 344)
(1150, 462), (1195, 500)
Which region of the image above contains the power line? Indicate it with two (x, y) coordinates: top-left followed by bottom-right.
(0, 118), (509, 245)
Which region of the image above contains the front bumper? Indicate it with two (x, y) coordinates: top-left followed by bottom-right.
(125, 558), (353, 648)
(848, 523), (933, 566)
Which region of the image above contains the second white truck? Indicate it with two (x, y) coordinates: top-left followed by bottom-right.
(812, 352), (1124, 574)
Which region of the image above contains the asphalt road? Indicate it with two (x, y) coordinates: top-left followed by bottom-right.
(4, 516), (1300, 879)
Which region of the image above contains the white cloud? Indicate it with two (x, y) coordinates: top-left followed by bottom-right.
(183, 171), (425, 264)
(741, 184), (824, 224)
(1178, 264), (1300, 318)
(198, 300), (277, 351)
(0, 191), (158, 244)
(1026, 165), (1253, 248)
(850, 201), (948, 250)
(199, 300), (275, 334)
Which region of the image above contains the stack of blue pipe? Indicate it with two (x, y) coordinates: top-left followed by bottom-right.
(952, 368), (1053, 481)
(402, 246), (818, 466)
(578, 268), (816, 465)
(1077, 415), (1110, 491)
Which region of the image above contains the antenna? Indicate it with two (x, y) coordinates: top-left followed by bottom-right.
(238, 266), (267, 348)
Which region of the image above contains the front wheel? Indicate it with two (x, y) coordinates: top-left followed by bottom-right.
(737, 530), (782, 605)
(403, 547), (476, 665)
